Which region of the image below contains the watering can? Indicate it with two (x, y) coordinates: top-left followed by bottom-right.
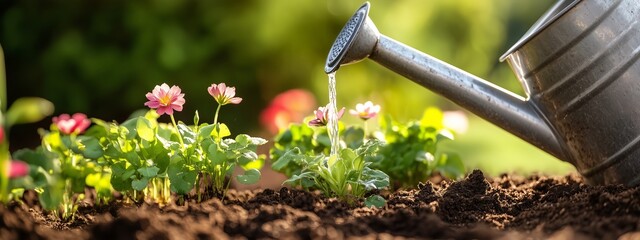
(325, 0), (640, 185)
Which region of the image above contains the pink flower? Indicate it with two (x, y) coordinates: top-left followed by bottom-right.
(0, 127), (4, 145)
(349, 101), (381, 120)
(53, 113), (91, 135)
(144, 83), (186, 115)
(308, 104), (345, 127)
(208, 83), (242, 105)
(7, 160), (29, 179)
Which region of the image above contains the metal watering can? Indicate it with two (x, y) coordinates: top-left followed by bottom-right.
(325, 0), (640, 185)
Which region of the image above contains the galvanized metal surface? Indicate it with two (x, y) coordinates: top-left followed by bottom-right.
(325, 0), (640, 185)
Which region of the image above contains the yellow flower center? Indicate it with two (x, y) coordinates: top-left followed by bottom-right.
(159, 95), (172, 106)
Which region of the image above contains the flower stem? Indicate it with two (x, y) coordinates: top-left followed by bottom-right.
(213, 104), (222, 125)
(170, 114), (185, 147)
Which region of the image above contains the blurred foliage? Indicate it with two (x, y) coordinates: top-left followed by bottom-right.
(0, 0), (573, 175)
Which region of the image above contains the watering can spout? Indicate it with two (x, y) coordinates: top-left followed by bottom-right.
(325, 2), (568, 162)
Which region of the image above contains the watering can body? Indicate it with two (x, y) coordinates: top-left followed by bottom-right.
(325, 0), (640, 185)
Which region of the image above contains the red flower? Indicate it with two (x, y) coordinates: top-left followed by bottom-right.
(260, 89), (316, 134)
(53, 113), (91, 135)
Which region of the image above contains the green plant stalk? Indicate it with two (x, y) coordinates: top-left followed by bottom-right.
(170, 114), (185, 147)
(195, 173), (201, 202)
(213, 104), (221, 125)
(61, 179), (74, 221)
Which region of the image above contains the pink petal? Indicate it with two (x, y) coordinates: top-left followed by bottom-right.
(207, 85), (218, 98)
(75, 119), (91, 134)
(225, 87), (236, 98)
(159, 83), (171, 92)
(349, 109), (359, 116)
(53, 114), (71, 124)
(308, 119), (324, 127)
(337, 107), (345, 119)
(168, 85), (182, 97)
(314, 109), (324, 120)
(229, 97), (242, 104)
(156, 107), (167, 116)
(145, 92), (157, 101)
(145, 100), (160, 108)
(57, 119), (76, 134)
(171, 103), (184, 112)
(218, 83), (227, 93)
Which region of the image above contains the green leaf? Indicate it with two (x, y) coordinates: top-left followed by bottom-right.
(75, 136), (104, 159)
(283, 171), (315, 186)
(249, 137), (268, 145)
(154, 153), (171, 175)
(120, 118), (139, 140)
(5, 97), (54, 127)
(198, 124), (214, 140)
(360, 168), (390, 190)
(211, 123), (231, 140)
(156, 133), (181, 152)
(131, 178), (149, 191)
(436, 129), (455, 141)
(236, 169), (260, 184)
(167, 155), (196, 195)
(271, 148), (300, 171)
(137, 166), (160, 178)
(177, 122), (196, 145)
(364, 195), (386, 208)
(236, 134), (251, 146)
(38, 179), (65, 211)
(207, 143), (227, 165)
(136, 117), (156, 142)
(239, 155), (264, 170)
(110, 163), (133, 191)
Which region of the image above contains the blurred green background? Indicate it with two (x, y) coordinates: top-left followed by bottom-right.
(0, 0), (575, 177)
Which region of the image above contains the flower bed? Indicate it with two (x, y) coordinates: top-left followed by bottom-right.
(2, 170), (640, 239)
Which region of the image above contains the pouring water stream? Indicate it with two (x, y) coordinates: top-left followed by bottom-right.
(327, 72), (340, 156)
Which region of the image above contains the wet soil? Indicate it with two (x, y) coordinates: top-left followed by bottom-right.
(2, 170), (640, 239)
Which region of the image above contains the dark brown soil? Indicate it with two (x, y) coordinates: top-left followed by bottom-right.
(2, 170), (640, 240)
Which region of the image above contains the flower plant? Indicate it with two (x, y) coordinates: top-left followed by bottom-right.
(271, 102), (465, 195)
(92, 83), (266, 203)
(370, 108), (465, 188)
(11, 81), (265, 221)
(272, 103), (389, 206)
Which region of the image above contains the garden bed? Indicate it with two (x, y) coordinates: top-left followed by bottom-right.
(2, 169), (640, 240)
